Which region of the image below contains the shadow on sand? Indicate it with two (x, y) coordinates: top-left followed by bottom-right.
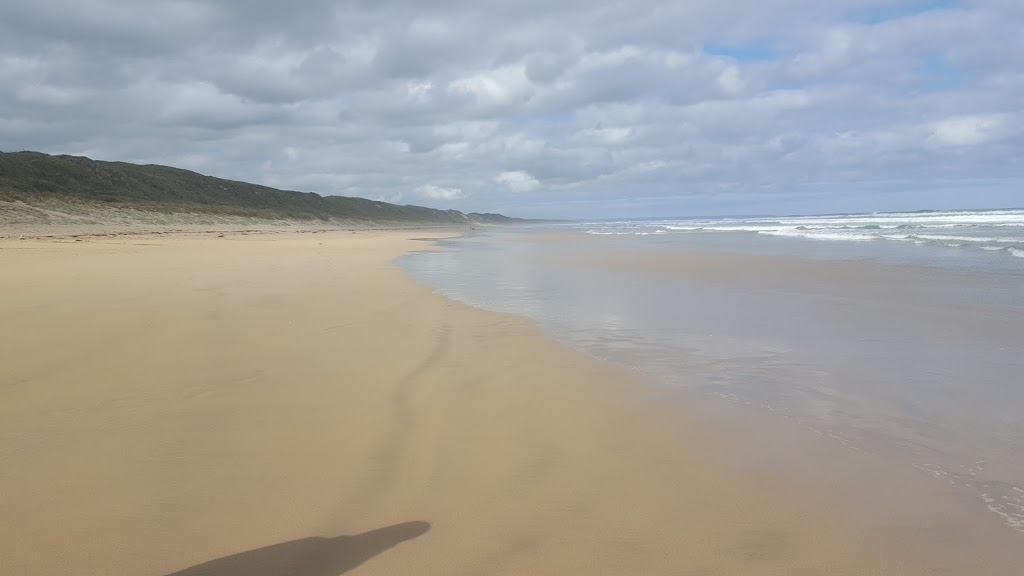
(162, 521), (430, 576)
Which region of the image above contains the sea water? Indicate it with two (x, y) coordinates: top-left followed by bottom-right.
(398, 208), (1024, 533)
(580, 208), (1024, 261)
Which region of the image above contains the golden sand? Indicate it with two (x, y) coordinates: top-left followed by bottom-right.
(0, 231), (1015, 575)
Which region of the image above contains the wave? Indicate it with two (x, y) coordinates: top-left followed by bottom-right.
(882, 234), (1024, 243)
(759, 229), (874, 242)
(579, 209), (1024, 261)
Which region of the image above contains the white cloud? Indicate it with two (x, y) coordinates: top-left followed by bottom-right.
(716, 66), (745, 96)
(436, 141), (471, 160)
(788, 28), (855, 78)
(0, 0), (1021, 217)
(416, 184), (465, 200)
(449, 65), (532, 110)
(495, 170), (540, 192)
(928, 114), (1008, 148)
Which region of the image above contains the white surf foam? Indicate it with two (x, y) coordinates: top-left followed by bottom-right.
(575, 209), (1024, 259)
(759, 229), (874, 241)
(907, 234), (1024, 243)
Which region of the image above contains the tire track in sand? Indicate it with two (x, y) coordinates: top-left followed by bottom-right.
(336, 320), (452, 522)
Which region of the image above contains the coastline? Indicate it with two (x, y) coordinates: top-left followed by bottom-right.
(0, 216), (473, 240)
(0, 229), (1017, 574)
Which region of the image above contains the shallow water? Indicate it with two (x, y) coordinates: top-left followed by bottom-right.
(398, 219), (1024, 533)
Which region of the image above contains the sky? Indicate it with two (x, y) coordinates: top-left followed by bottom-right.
(1, 0), (1022, 218)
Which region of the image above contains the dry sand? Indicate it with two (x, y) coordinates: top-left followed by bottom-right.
(0, 197), (467, 240)
(0, 230), (1013, 575)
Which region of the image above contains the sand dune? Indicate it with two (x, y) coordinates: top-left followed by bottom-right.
(0, 231), (1015, 575)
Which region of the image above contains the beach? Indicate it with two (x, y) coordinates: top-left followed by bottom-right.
(0, 229), (1019, 575)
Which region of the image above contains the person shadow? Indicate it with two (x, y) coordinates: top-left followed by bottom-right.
(162, 521), (430, 576)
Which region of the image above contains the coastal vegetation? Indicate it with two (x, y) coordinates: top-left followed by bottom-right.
(0, 151), (519, 225)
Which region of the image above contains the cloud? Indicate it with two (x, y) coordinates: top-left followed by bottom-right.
(495, 170), (541, 193)
(449, 66), (532, 111)
(15, 83), (82, 106)
(0, 0), (1021, 217)
(928, 114), (1010, 147)
(416, 184), (465, 200)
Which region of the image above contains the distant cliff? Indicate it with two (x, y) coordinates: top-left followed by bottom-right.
(0, 151), (523, 225)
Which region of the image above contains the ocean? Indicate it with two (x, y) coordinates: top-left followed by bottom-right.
(582, 209), (1024, 261)
(398, 208), (1024, 535)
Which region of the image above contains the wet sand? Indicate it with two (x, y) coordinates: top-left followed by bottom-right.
(0, 230), (1017, 574)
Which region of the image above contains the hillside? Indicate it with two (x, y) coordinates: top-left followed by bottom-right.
(0, 151), (522, 225)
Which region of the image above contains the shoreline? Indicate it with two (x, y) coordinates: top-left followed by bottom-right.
(401, 230), (1024, 565)
(1, 230), (1019, 574)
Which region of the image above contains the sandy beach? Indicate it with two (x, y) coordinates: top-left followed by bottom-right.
(0, 230), (1016, 575)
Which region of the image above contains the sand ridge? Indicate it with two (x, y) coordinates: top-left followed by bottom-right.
(0, 230), (1014, 575)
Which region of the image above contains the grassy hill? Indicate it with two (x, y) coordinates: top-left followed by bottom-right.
(0, 151), (521, 225)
